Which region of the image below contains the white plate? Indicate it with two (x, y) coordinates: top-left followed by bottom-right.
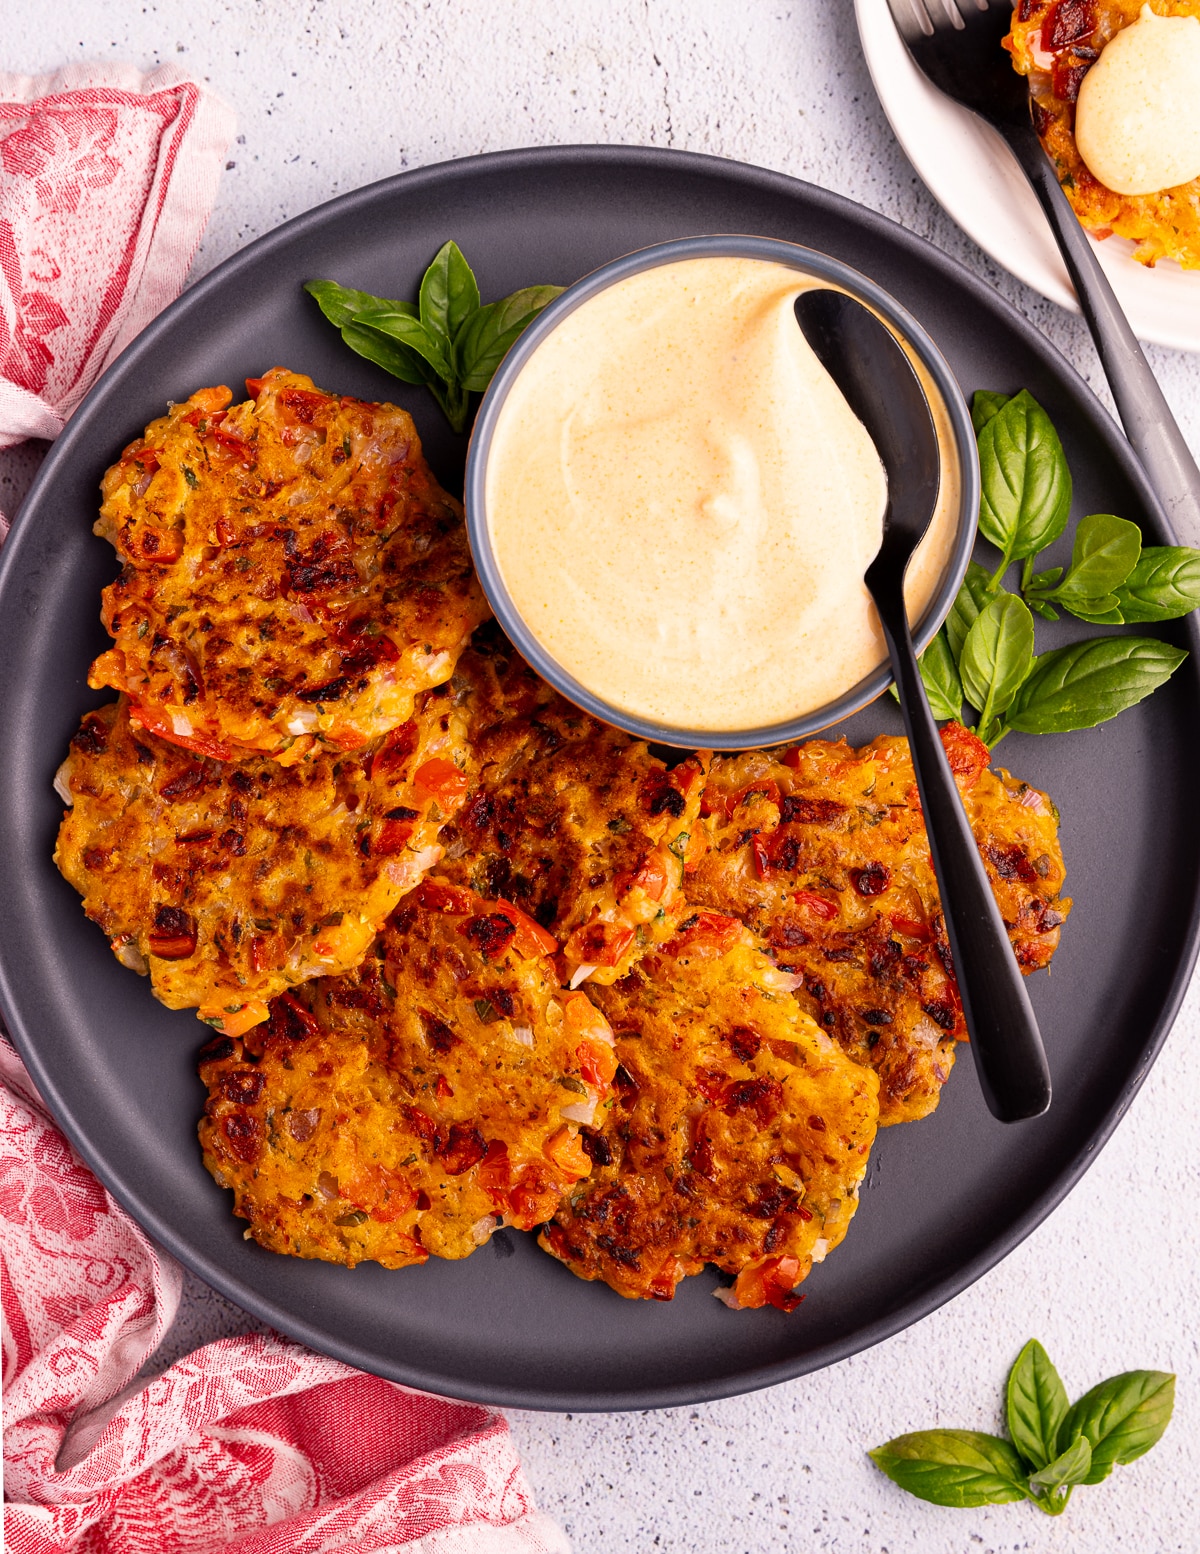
(855, 0), (1200, 353)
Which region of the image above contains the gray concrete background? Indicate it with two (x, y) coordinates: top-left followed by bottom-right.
(4, 4), (1198, 1549)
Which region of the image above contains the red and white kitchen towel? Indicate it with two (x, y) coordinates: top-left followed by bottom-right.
(0, 63), (569, 1554)
(0, 61), (234, 454)
(0, 1037), (569, 1554)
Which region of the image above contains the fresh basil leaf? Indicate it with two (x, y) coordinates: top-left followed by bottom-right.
(1060, 601), (1124, 626)
(1056, 1370), (1175, 1484)
(868, 1431), (1029, 1508)
(960, 594), (1035, 730)
(1008, 638), (1187, 735)
(1028, 567), (1062, 592)
(1113, 546), (1200, 622)
(419, 240), (481, 346)
(977, 390), (1072, 567)
(1030, 599), (1060, 622)
(340, 320), (439, 388)
(352, 304), (453, 382)
(456, 284), (565, 392)
(1028, 1434), (1092, 1497)
(1007, 1340), (1070, 1471)
(917, 630), (964, 722)
(1041, 513), (1141, 616)
(944, 561), (996, 663)
(971, 389), (1011, 436)
(305, 278), (415, 329)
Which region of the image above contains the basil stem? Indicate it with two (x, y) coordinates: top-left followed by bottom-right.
(1026, 1435), (1092, 1515)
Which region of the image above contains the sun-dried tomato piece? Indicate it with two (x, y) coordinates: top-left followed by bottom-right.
(852, 862), (891, 898)
(222, 1110), (262, 1165)
(722, 1076), (783, 1128)
(939, 722), (989, 790)
(148, 904), (197, 959)
(268, 992), (321, 1043)
(463, 912), (518, 961)
(219, 1069), (264, 1105)
(1045, 0), (1095, 49)
(437, 1123), (488, 1176)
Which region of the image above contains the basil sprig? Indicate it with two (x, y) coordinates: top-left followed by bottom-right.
(870, 1339), (1174, 1517)
(306, 242), (563, 434)
(970, 387), (1200, 624)
(912, 386), (1195, 745)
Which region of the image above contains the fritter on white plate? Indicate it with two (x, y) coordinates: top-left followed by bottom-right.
(1007, 0), (1200, 268)
(88, 369), (489, 762)
(198, 881), (618, 1268)
(540, 918), (879, 1309)
(686, 723), (1070, 1125)
(436, 627), (708, 988)
(54, 691), (469, 1035)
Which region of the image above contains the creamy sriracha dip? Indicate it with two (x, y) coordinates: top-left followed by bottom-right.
(1075, 5), (1200, 196)
(483, 256), (958, 734)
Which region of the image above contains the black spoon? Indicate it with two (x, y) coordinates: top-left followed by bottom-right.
(795, 287), (1052, 1123)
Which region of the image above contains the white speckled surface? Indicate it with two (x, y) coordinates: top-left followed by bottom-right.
(5, 3), (1199, 1548)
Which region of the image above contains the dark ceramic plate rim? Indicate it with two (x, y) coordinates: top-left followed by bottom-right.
(2, 145), (1198, 1412)
(464, 232), (980, 748)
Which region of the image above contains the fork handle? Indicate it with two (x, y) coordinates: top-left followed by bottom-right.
(870, 572), (1052, 1123)
(1000, 116), (1200, 546)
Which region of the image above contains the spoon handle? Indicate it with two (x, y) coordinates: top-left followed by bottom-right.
(870, 578), (1053, 1123)
(1000, 116), (1200, 546)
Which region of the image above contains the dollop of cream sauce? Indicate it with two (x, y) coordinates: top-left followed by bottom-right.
(483, 256), (959, 735)
(1075, 4), (1200, 195)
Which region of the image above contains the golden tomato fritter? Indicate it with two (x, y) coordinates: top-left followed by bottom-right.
(88, 369), (489, 762)
(539, 920), (878, 1309)
(198, 882), (618, 1269)
(436, 628), (708, 988)
(54, 691), (469, 1035)
(1007, 0), (1200, 268)
(685, 724), (1070, 1126)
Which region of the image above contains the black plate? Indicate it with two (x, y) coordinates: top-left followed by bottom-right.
(2, 146), (1197, 1412)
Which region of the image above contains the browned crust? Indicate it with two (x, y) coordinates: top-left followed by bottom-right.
(54, 690), (469, 1032)
(88, 369), (488, 761)
(685, 724), (1070, 1125)
(539, 930), (878, 1308)
(198, 885), (615, 1268)
(435, 627), (708, 987)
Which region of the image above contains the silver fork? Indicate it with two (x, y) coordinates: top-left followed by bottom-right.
(886, 0), (1200, 545)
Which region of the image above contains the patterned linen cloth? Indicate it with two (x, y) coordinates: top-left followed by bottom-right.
(0, 62), (235, 452)
(0, 1038), (569, 1554)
